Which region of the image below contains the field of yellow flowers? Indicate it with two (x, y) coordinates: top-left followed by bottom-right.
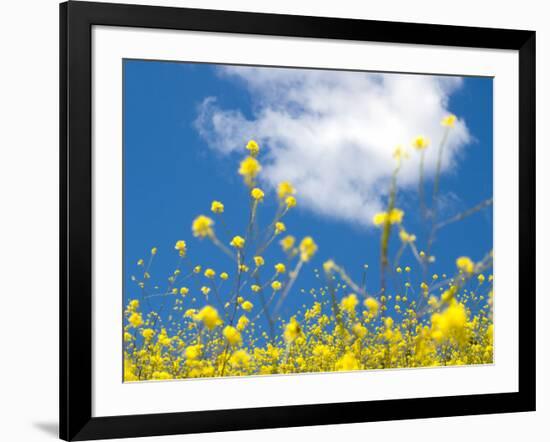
(124, 115), (494, 381)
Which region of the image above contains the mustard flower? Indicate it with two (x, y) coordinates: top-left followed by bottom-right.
(441, 114), (457, 127)
(251, 284), (261, 292)
(274, 263), (286, 274)
(128, 312), (143, 328)
(185, 344), (201, 360)
(285, 195), (297, 208)
(192, 215), (214, 238)
(211, 200), (224, 214)
(142, 328), (155, 340)
(180, 287), (189, 296)
(271, 281), (282, 291)
(230, 349), (251, 366)
(251, 187), (265, 201)
(200, 286), (210, 296)
(280, 235), (295, 251)
(223, 326), (242, 346)
(196, 305), (222, 330)
(151, 247), (157, 255)
(137, 259), (144, 266)
(277, 181), (296, 200)
(352, 323), (368, 338)
(284, 317), (301, 343)
(478, 274), (485, 283)
(220, 272), (229, 280)
(204, 268), (216, 279)
(230, 235), (245, 249)
(237, 315), (250, 331)
(241, 301), (253, 312)
(399, 229), (416, 243)
(275, 222), (286, 234)
(456, 256), (475, 274)
(335, 353), (360, 371)
(299, 236), (318, 262)
(254, 256), (265, 267)
(246, 139), (260, 157)
(393, 145), (408, 161)
(364, 297), (379, 315)
(193, 265), (201, 273)
(412, 135), (430, 150)
(341, 294), (359, 314)
(238, 156), (261, 185)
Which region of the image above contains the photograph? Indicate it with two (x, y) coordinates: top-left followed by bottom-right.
(122, 60), (494, 381)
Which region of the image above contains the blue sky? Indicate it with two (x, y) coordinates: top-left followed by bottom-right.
(123, 59), (492, 329)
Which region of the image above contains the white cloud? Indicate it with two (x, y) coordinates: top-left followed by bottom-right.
(194, 66), (471, 226)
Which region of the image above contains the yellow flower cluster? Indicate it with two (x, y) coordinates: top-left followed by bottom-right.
(125, 123), (493, 381)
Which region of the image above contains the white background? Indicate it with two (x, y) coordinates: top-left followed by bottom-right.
(0, 0), (547, 441)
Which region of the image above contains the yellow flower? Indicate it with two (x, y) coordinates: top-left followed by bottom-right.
(184, 308), (197, 318)
(373, 212), (387, 226)
(193, 265), (201, 273)
(284, 317), (301, 343)
(323, 260), (336, 273)
(274, 263), (286, 274)
(246, 139), (260, 157)
(399, 229), (416, 243)
(123, 332), (133, 342)
(277, 181), (296, 200)
(335, 353), (360, 371)
(128, 312), (143, 328)
(341, 294), (359, 314)
(211, 200), (224, 214)
(241, 301), (253, 312)
(237, 315), (250, 331)
(271, 281), (282, 291)
(364, 297), (379, 315)
(412, 135), (430, 150)
(151, 247), (157, 255)
(251, 187), (265, 201)
(280, 235), (295, 251)
(239, 264), (249, 273)
(441, 114), (457, 127)
(352, 323), (367, 338)
(431, 300), (468, 344)
(204, 268), (216, 279)
(192, 215), (214, 238)
(137, 259), (144, 266)
(220, 272), (229, 280)
(478, 274), (485, 283)
(299, 236), (317, 262)
(230, 349), (251, 366)
(196, 305), (222, 330)
(141, 328), (155, 340)
(254, 256), (265, 267)
(251, 284), (261, 292)
(223, 326), (242, 346)
(179, 287), (189, 296)
(456, 256), (475, 274)
(285, 196), (297, 208)
(185, 344), (202, 360)
(393, 145), (408, 161)
(200, 286), (211, 296)
(275, 222), (286, 234)
(230, 235), (245, 249)
(238, 156), (261, 185)
(128, 299), (139, 312)
(388, 208), (404, 224)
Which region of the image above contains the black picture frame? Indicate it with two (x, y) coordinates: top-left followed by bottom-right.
(60, 1), (536, 440)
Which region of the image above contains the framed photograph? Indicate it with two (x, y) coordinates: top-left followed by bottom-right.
(60, 1), (536, 440)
